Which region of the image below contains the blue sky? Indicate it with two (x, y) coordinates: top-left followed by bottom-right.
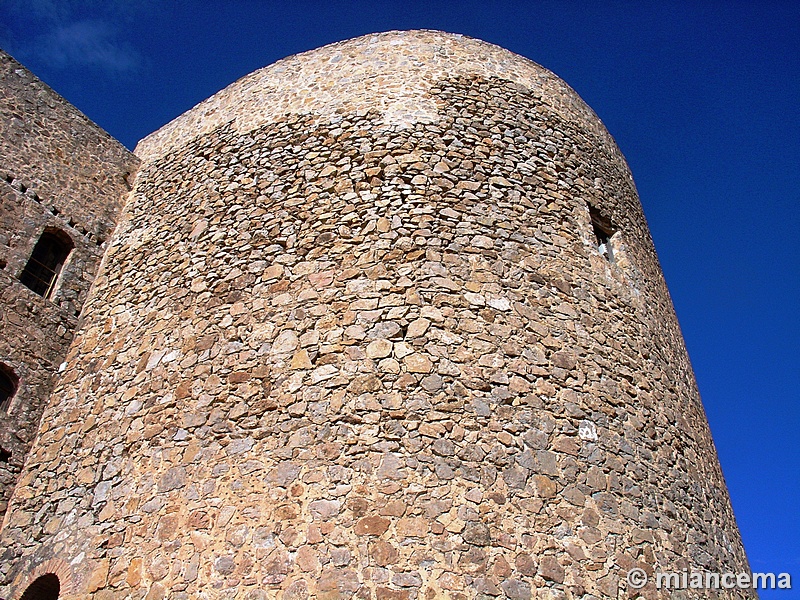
(2, 1), (798, 594)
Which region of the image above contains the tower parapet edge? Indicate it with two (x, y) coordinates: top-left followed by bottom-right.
(2, 31), (751, 600)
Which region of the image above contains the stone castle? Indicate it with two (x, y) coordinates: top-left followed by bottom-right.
(0, 31), (752, 599)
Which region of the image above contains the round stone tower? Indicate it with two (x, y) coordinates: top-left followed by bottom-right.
(2, 31), (751, 600)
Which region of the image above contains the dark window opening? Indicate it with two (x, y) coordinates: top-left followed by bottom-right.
(19, 573), (60, 600)
(589, 205), (616, 261)
(19, 229), (73, 298)
(0, 447), (10, 463)
(0, 365), (18, 413)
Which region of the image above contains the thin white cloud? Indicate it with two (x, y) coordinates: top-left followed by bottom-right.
(39, 19), (141, 73)
(9, 0), (152, 22)
(1, 1), (148, 74)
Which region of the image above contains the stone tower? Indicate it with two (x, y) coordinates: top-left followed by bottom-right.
(0, 50), (137, 524)
(1, 31), (751, 600)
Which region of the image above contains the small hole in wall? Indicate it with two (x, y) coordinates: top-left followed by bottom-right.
(4, 174), (13, 184)
(0, 447), (11, 463)
(593, 221), (611, 256)
(588, 205), (616, 261)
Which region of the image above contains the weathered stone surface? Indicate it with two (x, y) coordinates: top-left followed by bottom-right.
(501, 578), (532, 600)
(406, 318), (430, 339)
(0, 49), (138, 534)
(403, 353), (433, 374)
(0, 30), (752, 600)
(355, 516), (390, 536)
(366, 339), (393, 359)
(539, 555), (565, 584)
(370, 540), (399, 566)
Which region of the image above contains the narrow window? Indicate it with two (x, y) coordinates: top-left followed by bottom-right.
(19, 574), (60, 600)
(589, 205), (615, 261)
(0, 365), (18, 413)
(19, 229), (73, 298)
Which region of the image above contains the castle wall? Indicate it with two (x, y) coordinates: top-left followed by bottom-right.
(1, 32), (750, 600)
(0, 50), (138, 528)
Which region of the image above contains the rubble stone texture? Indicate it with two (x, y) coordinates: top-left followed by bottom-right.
(1, 31), (752, 599)
(0, 50), (138, 524)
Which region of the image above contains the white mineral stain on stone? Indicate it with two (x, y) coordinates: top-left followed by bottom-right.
(464, 292), (485, 306)
(487, 297), (511, 311)
(578, 420), (598, 441)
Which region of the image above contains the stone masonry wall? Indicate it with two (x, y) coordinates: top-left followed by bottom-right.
(1, 32), (750, 600)
(0, 50), (138, 528)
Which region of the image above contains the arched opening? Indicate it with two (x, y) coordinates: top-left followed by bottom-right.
(19, 573), (60, 600)
(19, 229), (74, 299)
(0, 363), (18, 413)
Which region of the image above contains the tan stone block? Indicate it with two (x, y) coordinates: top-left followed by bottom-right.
(397, 517), (429, 537)
(43, 516), (62, 534)
(144, 582), (167, 600)
(307, 524), (323, 544)
(552, 435), (579, 456)
(366, 339), (393, 358)
(76, 466), (95, 485)
(229, 370), (251, 382)
(272, 330), (299, 354)
(87, 558), (110, 593)
(533, 475), (557, 498)
(376, 587), (410, 600)
(585, 466), (606, 491)
(371, 540), (400, 566)
(379, 500), (406, 517)
(296, 545), (321, 572)
(406, 318), (431, 338)
(98, 501), (115, 522)
(404, 353), (432, 373)
(290, 349), (313, 369)
(393, 341), (414, 358)
(263, 264), (284, 280)
(492, 554), (512, 578)
(378, 357), (401, 374)
(632, 528), (655, 544)
(127, 557), (143, 587)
